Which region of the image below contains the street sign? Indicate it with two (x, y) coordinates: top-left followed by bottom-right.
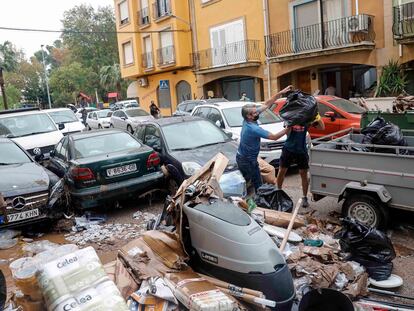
(159, 80), (170, 90)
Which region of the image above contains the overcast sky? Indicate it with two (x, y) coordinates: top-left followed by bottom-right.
(0, 0), (114, 57)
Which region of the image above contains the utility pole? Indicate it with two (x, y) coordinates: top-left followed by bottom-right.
(41, 45), (52, 109)
(0, 67), (7, 110)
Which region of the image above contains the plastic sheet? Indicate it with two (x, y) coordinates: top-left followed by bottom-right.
(254, 184), (293, 212)
(279, 91), (318, 126)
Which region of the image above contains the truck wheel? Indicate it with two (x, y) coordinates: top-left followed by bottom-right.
(342, 194), (388, 229)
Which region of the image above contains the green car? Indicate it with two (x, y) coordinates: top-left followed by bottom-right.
(48, 129), (164, 209)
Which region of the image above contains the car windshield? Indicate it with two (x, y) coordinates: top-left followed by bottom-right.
(328, 99), (366, 114)
(73, 132), (141, 159)
(222, 107), (282, 127)
(0, 113), (57, 138)
(48, 110), (78, 123)
(0, 142), (32, 164)
(163, 120), (229, 151)
(97, 110), (112, 118)
(125, 109), (149, 117)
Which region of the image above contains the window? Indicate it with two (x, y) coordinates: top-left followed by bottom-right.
(135, 125), (146, 141)
(159, 30), (174, 64)
(155, 0), (171, 18)
(144, 126), (161, 149)
(140, 0), (150, 25)
(59, 138), (69, 160)
(54, 140), (63, 156)
(122, 41), (134, 65)
(185, 103), (197, 113)
(317, 102), (340, 118)
(207, 108), (224, 128)
(143, 36), (153, 68)
(193, 107), (211, 118)
(118, 0), (129, 25)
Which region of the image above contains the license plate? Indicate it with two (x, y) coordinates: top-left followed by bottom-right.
(7, 209), (40, 223)
(107, 163), (137, 177)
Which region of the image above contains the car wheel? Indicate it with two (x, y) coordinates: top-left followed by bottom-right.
(167, 178), (179, 196)
(342, 194), (388, 229)
(127, 124), (134, 134)
(98, 124), (102, 129)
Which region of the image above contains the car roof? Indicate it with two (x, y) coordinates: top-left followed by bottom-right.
(69, 129), (125, 140)
(142, 115), (204, 126)
(195, 101), (257, 109)
(46, 108), (74, 113)
(0, 109), (49, 118)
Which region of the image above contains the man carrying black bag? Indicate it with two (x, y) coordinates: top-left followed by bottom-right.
(277, 110), (325, 208)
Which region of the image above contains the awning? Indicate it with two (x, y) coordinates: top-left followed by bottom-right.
(127, 81), (139, 99)
(108, 92), (119, 98)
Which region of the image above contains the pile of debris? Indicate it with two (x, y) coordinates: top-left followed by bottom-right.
(393, 95), (414, 113)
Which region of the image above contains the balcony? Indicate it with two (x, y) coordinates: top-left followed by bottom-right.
(192, 40), (261, 72)
(393, 2), (414, 44)
(141, 52), (154, 69)
(138, 7), (150, 27)
(157, 46), (175, 66)
(152, 0), (172, 21)
(266, 14), (375, 62)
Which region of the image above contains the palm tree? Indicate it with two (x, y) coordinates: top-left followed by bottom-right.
(99, 64), (122, 98)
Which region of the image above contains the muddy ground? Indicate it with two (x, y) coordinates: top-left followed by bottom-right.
(1, 169), (414, 308)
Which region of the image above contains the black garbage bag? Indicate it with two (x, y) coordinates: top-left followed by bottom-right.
(354, 258), (394, 281)
(254, 184), (293, 212)
(361, 117), (387, 135)
(337, 218), (396, 263)
(279, 91), (318, 126)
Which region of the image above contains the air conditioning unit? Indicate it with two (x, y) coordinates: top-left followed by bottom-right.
(347, 15), (371, 33)
(138, 77), (148, 87)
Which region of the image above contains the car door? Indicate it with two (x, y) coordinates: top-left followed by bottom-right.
(310, 101), (341, 138)
(119, 111), (128, 130)
(48, 137), (69, 178)
(111, 111), (120, 128)
(88, 112), (96, 129)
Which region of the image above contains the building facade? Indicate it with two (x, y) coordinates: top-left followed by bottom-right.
(114, 0), (196, 115)
(114, 0), (414, 114)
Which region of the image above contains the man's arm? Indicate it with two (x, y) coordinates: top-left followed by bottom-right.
(259, 85), (293, 112)
(268, 128), (289, 141)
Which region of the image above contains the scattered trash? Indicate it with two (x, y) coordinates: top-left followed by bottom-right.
(254, 184), (293, 212)
(263, 224), (302, 243)
(279, 91), (318, 126)
(132, 210), (156, 223)
(337, 218), (396, 281)
(0, 230), (20, 250)
(73, 212), (107, 231)
(22, 240), (59, 255)
(0, 238), (18, 250)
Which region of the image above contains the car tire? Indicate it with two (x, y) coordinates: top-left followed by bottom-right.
(342, 194), (389, 229)
(167, 178), (179, 196)
(127, 125), (134, 134)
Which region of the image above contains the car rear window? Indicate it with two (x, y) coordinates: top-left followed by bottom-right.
(73, 132), (141, 158)
(222, 107), (282, 127)
(48, 110), (78, 123)
(328, 99), (366, 114)
(125, 109), (149, 117)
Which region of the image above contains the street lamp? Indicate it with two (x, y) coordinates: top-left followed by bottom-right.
(0, 50), (8, 110)
(41, 45), (52, 109)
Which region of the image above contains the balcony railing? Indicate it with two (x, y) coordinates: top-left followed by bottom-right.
(157, 46), (175, 65)
(393, 2), (414, 41)
(138, 7), (150, 27)
(266, 14), (375, 58)
(152, 0), (172, 20)
(141, 52), (154, 69)
(192, 40), (261, 71)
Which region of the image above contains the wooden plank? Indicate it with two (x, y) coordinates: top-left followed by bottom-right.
(254, 207), (305, 229)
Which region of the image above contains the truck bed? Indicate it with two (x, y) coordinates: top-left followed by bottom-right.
(310, 130), (414, 211)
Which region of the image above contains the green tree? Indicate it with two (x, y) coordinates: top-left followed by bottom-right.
(0, 84), (21, 109)
(0, 41), (20, 72)
(61, 5), (119, 73)
(49, 62), (98, 106)
(99, 64), (123, 98)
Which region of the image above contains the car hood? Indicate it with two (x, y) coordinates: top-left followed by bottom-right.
(170, 141), (238, 168)
(130, 116), (154, 123)
(12, 131), (63, 150)
(0, 163), (50, 196)
(229, 122), (287, 142)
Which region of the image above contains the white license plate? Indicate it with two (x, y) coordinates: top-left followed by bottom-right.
(107, 163), (137, 177)
(7, 209), (40, 223)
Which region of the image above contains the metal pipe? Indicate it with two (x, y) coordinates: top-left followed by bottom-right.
(41, 45), (52, 109)
(368, 288), (414, 301)
(263, 0), (272, 97)
(356, 0), (359, 15)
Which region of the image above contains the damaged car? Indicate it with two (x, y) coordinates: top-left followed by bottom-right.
(0, 138), (65, 228)
(134, 116), (247, 197)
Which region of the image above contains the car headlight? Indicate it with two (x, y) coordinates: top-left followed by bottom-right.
(50, 179), (64, 200)
(182, 162), (202, 176)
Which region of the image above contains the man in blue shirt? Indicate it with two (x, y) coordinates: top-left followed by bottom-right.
(276, 115), (325, 207)
(237, 86), (292, 191)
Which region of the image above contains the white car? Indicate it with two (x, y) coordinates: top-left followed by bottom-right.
(191, 101), (287, 165)
(110, 108), (153, 133)
(0, 109), (64, 160)
(86, 110), (113, 130)
(46, 108), (85, 135)
(75, 107), (97, 121)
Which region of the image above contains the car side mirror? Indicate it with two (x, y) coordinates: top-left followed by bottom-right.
(34, 153), (44, 162)
(58, 123), (65, 130)
(121, 117), (127, 120)
(224, 130), (233, 139)
(324, 111), (336, 121)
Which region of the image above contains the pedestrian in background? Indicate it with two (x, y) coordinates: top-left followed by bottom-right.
(150, 101), (160, 119)
(240, 91), (251, 101)
(236, 85), (293, 191)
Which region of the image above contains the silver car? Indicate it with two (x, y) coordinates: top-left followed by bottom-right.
(110, 108), (153, 133)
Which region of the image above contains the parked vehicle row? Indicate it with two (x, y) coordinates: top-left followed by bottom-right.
(86, 109), (113, 130)
(110, 108), (153, 133)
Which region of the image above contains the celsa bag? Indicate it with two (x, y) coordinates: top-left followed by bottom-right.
(279, 91), (318, 126)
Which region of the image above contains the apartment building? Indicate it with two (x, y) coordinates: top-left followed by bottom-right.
(114, 0), (196, 115)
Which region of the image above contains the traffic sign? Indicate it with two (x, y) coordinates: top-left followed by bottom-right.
(159, 80), (170, 90)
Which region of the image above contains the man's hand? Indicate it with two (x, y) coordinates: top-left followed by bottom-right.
(268, 127), (289, 141)
(279, 85), (293, 96)
(264, 85), (294, 109)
